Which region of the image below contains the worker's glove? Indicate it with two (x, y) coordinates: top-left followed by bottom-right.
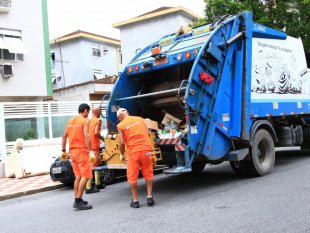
(89, 151), (96, 163)
(61, 151), (68, 161)
(119, 154), (124, 162)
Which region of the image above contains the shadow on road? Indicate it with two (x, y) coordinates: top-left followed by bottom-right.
(150, 149), (310, 197)
(275, 149), (310, 166)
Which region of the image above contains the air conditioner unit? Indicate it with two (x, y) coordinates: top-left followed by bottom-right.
(1, 63), (13, 79)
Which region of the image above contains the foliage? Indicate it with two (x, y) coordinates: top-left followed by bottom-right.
(193, 0), (310, 63)
(23, 129), (38, 140)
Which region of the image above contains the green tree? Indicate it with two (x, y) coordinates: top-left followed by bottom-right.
(194, 0), (310, 64)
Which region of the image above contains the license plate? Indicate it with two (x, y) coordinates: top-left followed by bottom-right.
(154, 56), (168, 66)
(52, 167), (62, 174)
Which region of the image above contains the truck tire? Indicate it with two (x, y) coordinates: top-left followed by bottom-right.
(230, 161), (250, 176)
(191, 161), (206, 174)
(247, 129), (275, 176)
(100, 169), (115, 185)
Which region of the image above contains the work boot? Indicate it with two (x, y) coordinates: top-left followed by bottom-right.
(75, 201), (92, 210)
(130, 200), (140, 208)
(85, 188), (100, 194)
(73, 199), (88, 208)
(95, 183), (105, 190)
(147, 197), (155, 206)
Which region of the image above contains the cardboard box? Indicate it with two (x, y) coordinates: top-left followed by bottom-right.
(144, 118), (159, 131)
(161, 113), (182, 126)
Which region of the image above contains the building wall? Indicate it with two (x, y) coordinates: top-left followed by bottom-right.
(0, 0), (51, 101)
(52, 84), (114, 101)
(51, 38), (119, 89)
(119, 13), (194, 68)
(51, 39), (83, 89)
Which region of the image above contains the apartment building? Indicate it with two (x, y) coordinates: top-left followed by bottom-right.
(0, 0), (51, 101)
(113, 6), (200, 68)
(50, 30), (121, 90)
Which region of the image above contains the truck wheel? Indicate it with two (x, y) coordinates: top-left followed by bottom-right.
(100, 169), (115, 185)
(191, 161), (206, 174)
(230, 161), (249, 176)
(247, 129), (275, 176)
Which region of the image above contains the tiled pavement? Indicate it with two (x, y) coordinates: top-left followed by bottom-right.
(0, 174), (64, 201)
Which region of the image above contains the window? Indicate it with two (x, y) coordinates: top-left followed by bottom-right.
(118, 48), (123, 64)
(93, 69), (103, 80)
(51, 52), (55, 62)
(0, 0), (12, 12)
(50, 52), (55, 67)
(92, 48), (101, 57)
(5, 117), (50, 142)
(0, 29), (27, 61)
(0, 49), (23, 61)
(51, 73), (56, 85)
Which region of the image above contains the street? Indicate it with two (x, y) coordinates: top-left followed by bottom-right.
(1, 149), (310, 233)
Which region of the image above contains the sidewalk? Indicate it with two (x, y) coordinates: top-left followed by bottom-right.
(0, 174), (64, 201)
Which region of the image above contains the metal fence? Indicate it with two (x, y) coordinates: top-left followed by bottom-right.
(0, 101), (107, 161)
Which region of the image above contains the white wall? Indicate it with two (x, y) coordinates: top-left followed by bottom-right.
(52, 83), (114, 101)
(51, 37), (119, 89)
(0, 0), (49, 100)
(119, 12), (194, 69)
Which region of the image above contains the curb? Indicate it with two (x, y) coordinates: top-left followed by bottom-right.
(0, 183), (65, 202)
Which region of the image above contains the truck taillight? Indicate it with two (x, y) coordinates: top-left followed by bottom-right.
(185, 52), (191, 59)
(127, 67), (133, 73)
(194, 49), (199, 56)
(135, 66), (139, 71)
(199, 71), (214, 85)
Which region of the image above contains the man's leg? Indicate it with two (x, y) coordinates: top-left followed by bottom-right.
(74, 176), (81, 197)
(77, 177), (89, 198)
(129, 182), (138, 201)
(127, 154), (140, 208)
(93, 150), (105, 189)
(145, 179), (153, 197)
(141, 151), (155, 206)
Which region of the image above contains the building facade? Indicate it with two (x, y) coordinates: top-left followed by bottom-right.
(0, 0), (51, 101)
(52, 75), (117, 101)
(50, 30), (121, 90)
(113, 6), (200, 68)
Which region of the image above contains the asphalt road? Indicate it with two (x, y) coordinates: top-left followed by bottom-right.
(1, 149), (310, 233)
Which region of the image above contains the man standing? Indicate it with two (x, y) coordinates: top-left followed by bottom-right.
(85, 106), (106, 193)
(62, 103), (93, 210)
(117, 108), (155, 208)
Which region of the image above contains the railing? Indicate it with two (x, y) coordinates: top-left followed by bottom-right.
(0, 101), (108, 161)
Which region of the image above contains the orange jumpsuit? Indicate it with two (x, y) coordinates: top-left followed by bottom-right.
(117, 116), (153, 183)
(89, 117), (102, 167)
(65, 116), (92, 179)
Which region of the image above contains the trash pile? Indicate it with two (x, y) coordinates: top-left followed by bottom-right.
(144, 112), (187, 139)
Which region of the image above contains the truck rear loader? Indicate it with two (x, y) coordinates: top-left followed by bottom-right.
(105, 11), (310, 177)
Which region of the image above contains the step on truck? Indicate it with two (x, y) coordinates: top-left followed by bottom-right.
(105, 11), (310, 176)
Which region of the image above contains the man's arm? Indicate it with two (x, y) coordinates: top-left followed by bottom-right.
(95, 120), (105, 141)
(117, 127), (125, 155)
(62, 128), (68, 151)
(83, 120), (92, 151)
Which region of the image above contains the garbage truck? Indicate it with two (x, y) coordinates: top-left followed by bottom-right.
(105, 11), (310, 177)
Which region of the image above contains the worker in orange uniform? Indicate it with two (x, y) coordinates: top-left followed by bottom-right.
(117, 108), (155, 208)
(62, 103), (94, 210)
(85, 106), (106, 193)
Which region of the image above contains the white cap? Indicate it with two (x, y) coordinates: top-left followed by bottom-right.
(117, 108), (127, 118)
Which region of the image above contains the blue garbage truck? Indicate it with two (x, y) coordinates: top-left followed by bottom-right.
(106, 11), (310, 176)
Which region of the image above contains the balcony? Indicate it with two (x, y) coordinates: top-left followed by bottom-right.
(0, 0), (12, 13)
